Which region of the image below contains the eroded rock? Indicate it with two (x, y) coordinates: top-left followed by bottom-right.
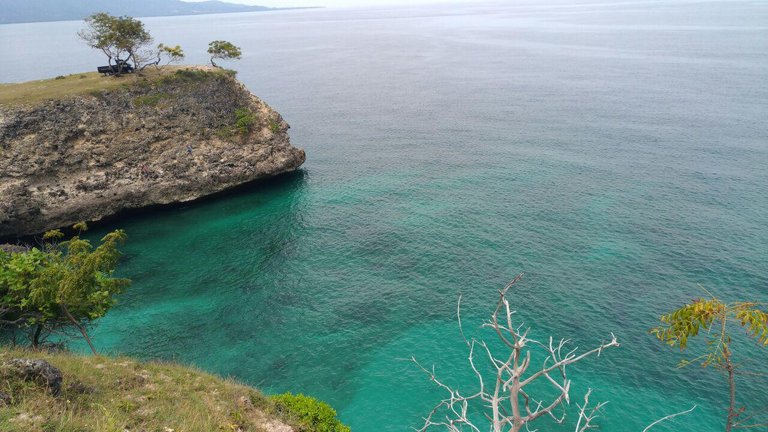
(0, 68), (305, 239)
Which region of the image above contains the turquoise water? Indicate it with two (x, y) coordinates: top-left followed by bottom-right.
(2, 1), (768, 430)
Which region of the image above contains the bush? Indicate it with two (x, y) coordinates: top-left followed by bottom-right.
(234, 108), (255, 134)
(268, 119), (281, 134)
(271, 393), (350, 432)
(133, 92), (168, 108)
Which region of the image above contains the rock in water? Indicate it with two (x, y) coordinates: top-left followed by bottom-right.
(0, 68), (306, 239)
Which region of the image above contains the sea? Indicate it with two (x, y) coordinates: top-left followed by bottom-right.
(1, 0), (767, 430)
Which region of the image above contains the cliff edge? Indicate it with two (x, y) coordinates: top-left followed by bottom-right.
(0, 67), (306, 239)
(0, 347), (357, 431)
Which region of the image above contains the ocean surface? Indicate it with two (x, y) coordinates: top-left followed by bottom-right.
(2, 1), (767, 430)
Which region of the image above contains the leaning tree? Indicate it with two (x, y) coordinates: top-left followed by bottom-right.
(207, 40), (242, 67)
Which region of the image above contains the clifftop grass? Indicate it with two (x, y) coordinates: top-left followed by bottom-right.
(0, 347), (345, 432)
(0, 66), (232, 107)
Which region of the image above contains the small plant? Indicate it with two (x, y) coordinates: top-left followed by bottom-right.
(54, 75), (66, 80)
(271, 393), (350, 432)
(234, 108), (255, 135)
(133, 92), (168, 108)
(268, 119), (281, 134)
(160, 69), (210, 85)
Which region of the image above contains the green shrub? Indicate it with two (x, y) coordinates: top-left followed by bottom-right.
(133, 92), (168, 107)
(234, 108), (255, 134)
(268, 119), (281, 133)
(55, 75), (66, 80)
(168, 68), (210, 83)
(271, 393), (350, 432)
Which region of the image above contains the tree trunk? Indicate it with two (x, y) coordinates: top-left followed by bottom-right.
(724, 346), (737, 432)
(61, 304), (97, 355)
(32, 323), (42, 349)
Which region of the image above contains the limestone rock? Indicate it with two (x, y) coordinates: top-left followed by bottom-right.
(0, 68), (305, 239)
(7, 358), (63, 396)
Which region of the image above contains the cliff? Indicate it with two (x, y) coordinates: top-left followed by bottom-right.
(0, 67), (306, 239)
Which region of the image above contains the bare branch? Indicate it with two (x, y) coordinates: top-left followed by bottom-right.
(642, 405), (698, 432)
(573, 389), (608, 432)
(412, 275), (621, 432)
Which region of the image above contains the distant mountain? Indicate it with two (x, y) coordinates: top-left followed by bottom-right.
(0, 0), (302, 25)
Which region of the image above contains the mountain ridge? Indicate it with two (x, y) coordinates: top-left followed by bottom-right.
(0, 0), (313, 25)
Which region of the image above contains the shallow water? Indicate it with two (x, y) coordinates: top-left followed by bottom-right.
(2, 1), (767, 430)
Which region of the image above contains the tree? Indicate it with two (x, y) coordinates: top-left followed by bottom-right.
(651, 294), (768, 431)
(156, 44), (185, 67)
(0, 224), (130, 353)
(208, 40), (242, 67)
(411, 274), (620, 432)
(413, 274), (696, 431)
(78, 13), (153, 73)
(137, 43), (186, 71)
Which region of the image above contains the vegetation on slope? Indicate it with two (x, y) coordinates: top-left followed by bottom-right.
(0, 347), (349, 432)
(0, 66), (232, 106)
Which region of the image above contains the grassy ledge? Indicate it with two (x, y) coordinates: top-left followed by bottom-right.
(0, 66), (233, 107)
(0, 348), (347, 432)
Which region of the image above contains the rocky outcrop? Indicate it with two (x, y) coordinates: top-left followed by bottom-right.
(6, 359), (63, 396)
(0, 68), (305, 239)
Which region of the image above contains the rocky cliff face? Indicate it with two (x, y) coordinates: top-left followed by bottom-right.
(0, 68), (305, 239)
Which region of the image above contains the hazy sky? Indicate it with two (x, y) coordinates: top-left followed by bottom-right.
(183, 0), (468, 8)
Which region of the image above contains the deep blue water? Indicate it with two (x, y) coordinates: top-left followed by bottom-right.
(1, 1), (767, 430)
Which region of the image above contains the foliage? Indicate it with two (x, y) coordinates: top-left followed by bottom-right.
(651, 294), (768, 430)
(234, 108), (256, 134)
(78, 13), (153, 71)
(208, 40), (242, 67)
(271, 393), (351, 432)
(161, 68), (214, 85)
(0, 224), (130, 351)
(137, 43), (186, 71)
(269, 119), (281, 133)
(133, 92), (169, 108)
(651, 297), (768, 365)
(157, 43), (185, 65)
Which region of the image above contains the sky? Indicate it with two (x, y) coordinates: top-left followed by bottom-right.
(183, 0), (467, 8)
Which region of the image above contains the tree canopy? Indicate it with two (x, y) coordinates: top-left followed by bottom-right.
(207, 40), (242, 67)
(652, 295), (768, 430)
(0, 224), (130, 352)
(78, 12), (153, 72)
